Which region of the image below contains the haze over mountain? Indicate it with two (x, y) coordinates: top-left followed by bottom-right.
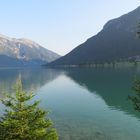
(48, 6), (140, 66)
(0, 34), (60, 67)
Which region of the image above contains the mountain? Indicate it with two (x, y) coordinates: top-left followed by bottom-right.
(48, 6), (140, 66)
(0, 34), (60, 67)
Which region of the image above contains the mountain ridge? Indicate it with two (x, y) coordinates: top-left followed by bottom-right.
(0, 34), (60, 67)
(48, 6), (140, 66)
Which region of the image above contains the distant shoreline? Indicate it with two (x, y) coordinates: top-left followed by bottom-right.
(47, 61), (140, 68)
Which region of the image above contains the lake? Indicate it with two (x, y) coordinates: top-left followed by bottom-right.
(0, 67), (140, 140)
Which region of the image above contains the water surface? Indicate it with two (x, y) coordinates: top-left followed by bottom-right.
(0, 67), (140, 140)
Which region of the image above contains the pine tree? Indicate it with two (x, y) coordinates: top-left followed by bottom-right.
(129, 78), (140, 112)
(129, 23), (140, 110)
(0, 80), (58, 140)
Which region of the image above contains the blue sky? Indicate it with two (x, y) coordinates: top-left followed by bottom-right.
(0, 0), (140, 55)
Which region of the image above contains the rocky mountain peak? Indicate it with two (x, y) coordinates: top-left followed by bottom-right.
(0, 34), (60, 66)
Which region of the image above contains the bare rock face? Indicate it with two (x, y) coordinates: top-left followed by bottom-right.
(0, 34), (60, 66)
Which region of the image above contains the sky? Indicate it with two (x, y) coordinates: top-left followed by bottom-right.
(0, 0), (140, 55)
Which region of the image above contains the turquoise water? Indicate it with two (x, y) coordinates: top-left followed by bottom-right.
(0, 67), (140, 140)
